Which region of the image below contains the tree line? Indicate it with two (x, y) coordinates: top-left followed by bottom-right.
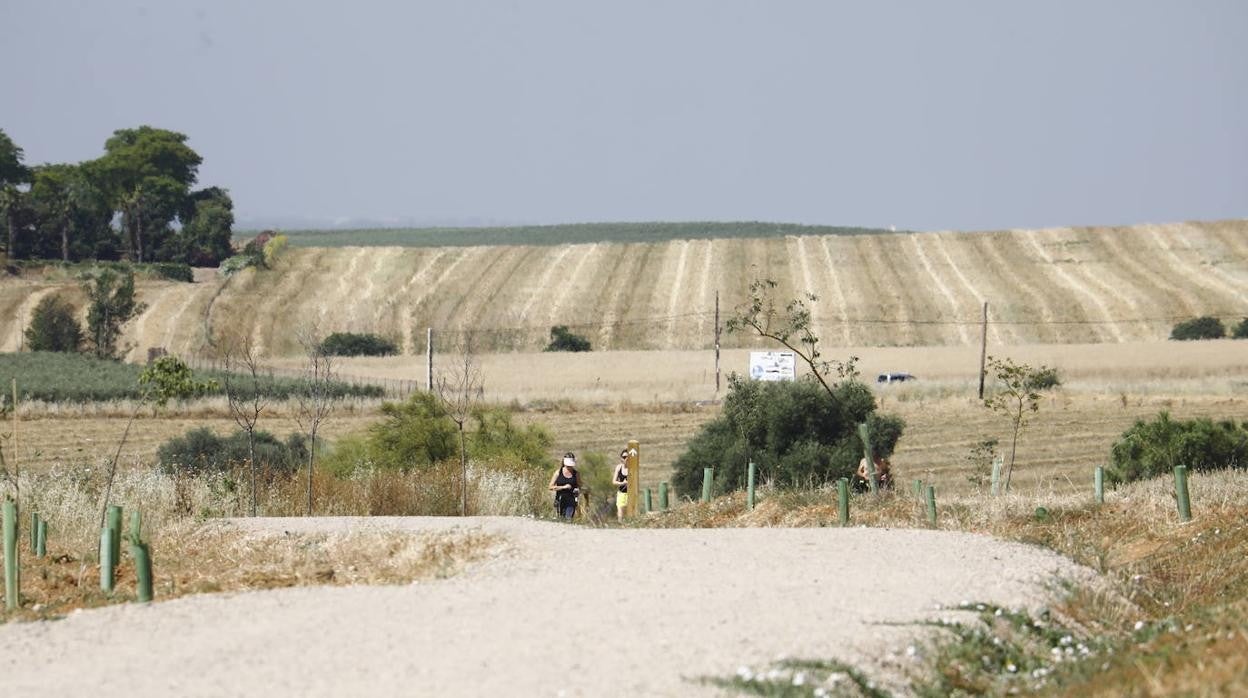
(0, 126), (233, 266)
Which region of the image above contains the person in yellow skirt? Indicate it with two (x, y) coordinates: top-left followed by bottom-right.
(611, 448), (630, 521)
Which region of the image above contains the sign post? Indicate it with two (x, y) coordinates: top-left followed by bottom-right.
(625, 440), (640, 517)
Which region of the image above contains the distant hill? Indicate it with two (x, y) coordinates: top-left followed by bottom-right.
(247, 221), (900, 248)
(5, 220), (1246, 359)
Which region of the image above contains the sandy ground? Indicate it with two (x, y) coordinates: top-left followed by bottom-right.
(0, 517), (1091, 697)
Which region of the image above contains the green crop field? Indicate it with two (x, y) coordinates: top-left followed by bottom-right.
(244, 221), (899, 248)
(0, 352), (383, 403)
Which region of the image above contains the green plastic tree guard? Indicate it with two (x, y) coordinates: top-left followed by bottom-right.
(701, 467), (713, 503)
(1174, 465), (1192, 522)
(107, 505), (122, 565)
(130, 510), (142, 542)
(659, 482), (669, 511)
(3, 500), (18, 610)
(100, 526), (116, 593)
(131, 539), (153, 603)
(925, 486), (938, 528)
(747, 461), (757, 510)
(1094, 466), (1105, 505)
(35, 519), (46, 559)
(644, 488), (653, 513)
(837, 478), (850, 526)
(30, 511), (39, 551)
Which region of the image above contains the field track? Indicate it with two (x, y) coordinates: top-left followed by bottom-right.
(0, 220), (1243, 359)
(0, 516), (1089, 696)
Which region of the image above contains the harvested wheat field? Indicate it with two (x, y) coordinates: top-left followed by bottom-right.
(0, 516), (1090, 697)
(0, 220), (1244, 360)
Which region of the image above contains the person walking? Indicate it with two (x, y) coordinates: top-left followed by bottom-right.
(612, 448), (630, 521)
(549, 452), (581, 520)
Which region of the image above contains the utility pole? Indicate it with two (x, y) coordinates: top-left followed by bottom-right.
(426, 327), (434, 391)
(714, 290), (721, 393)
(977, 301), (988, 400)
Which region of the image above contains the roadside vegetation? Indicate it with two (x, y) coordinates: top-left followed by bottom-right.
(0, 352), (382, 402)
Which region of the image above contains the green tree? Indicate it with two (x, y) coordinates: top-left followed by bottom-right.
(26, 163), (109, 262)
(138, 355), (217, 407)
(24, 294), (82, 352)
(0, 129), (32, 259)
(164, 194), (235, 266)
(982, 355), (1060, 492)
(93, 126), (203, 262)
(1230, 317), (1248, 340)
(1108, 412), (1248, 484)
(83, 268), (145, 359)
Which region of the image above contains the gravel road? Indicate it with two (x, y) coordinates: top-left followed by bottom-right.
(0, 517), (1090, 696)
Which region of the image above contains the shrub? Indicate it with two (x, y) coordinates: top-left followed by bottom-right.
(150, 262), (193, 282)
(261, 234), (288, 268)
(1107, 412), (1248, 484)
(366, 392), (459, 470)
(1232, 317), (1248, 339)
(1027, 366), (1062, 391)
(544, 325), (591, 352)
(24, 294), (82, 352)
(319, 332), (399, 357)
(467, 407), (553, 469)
(1170, 316), (1226, 341)
(671, 375), (904, 497)
(157, 427), (308, 475)
(219, 254), (258, 277)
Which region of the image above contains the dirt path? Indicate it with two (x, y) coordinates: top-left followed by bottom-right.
(0, 517), (1090, 697)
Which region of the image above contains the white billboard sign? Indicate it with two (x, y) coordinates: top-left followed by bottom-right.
(748, 351), (796, 382)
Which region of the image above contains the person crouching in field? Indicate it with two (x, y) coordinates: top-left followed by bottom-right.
(612, 448), (630, 521)
(855, 456), (894, 492)
(549, 452), (581, 520)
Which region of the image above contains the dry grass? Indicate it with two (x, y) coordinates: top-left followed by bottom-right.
(644, 470), (1248, 696)
(1, 459), (542, 623)
(4, 522), (500, 623)
(0, 221), (1244, 359)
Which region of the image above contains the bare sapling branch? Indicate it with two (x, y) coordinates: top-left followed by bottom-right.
(216, 329), (271, 517)
(294, 325), (337, 516)
(982, 355), (1060, 493)
(725, 278), (859, 398)
(434, 331), (483, 517)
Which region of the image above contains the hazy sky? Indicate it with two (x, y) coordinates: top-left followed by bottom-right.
(2, 1), (1245, 230)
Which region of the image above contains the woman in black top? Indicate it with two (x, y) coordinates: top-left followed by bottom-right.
(612, 448), (630, 521)
(548, 452), (580, 519)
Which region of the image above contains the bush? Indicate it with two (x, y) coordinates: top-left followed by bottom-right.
(150, 262), (193, 282)
(1232, 317), (1248, 339)
(1170, 316), (1226, 341)
(1107, 412), (1248, 484)
(24, 294), (82, 352)
(366, 392), (459, 470)
(544, 325), (591, 352)
(157, 427), (308, 475)
(671, 375), (904, 497)
(319, 332), (399, 357)
(219, 254), (258, 277)
(467, 407), (553, 469)
(1026, 366), (1062, 391)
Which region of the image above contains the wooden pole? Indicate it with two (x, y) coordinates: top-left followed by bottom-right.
(701, 467), (713, 503)
(714, 290), (721, 394)
(857, 422), (878, 494)
(625, 440), (640, 517)
(925, 485), (938, 527)
(426, 327), (434, 391)
(977, 301), (988, 400)
(1174, 465), (1191, 522)
(3, 499), (17, 610)
(1094, 466), (1105, 505)
(837, 478), (849, 526)
(746, 461), (756, 510)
